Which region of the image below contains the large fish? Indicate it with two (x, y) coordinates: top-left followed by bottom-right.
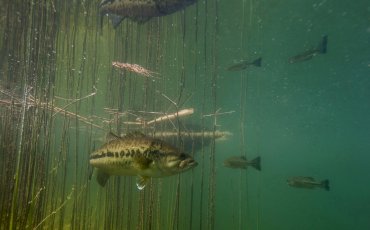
(289, 35), (328, 63)
(99, 0), (197, 28)
(227, 57), (262, 71)
(89, 132), (197, 189)
(287, 176), (330, 191)
(223, 156), (261, 171)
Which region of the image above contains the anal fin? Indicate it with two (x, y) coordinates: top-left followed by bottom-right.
(96, 170), (110, 187)
(108, 14), (125, 29)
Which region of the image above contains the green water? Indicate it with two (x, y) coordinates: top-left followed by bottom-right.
(215, 1), (370, 229)
(0, 0), (369, 229)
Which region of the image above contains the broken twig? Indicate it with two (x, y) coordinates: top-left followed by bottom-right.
(112, 61), (159, 79)
(147, 108), (194, 125)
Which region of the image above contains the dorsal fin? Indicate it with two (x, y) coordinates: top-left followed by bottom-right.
(106, 132), (121, 142)
(239, 156), (247, 160)
(124, 131), (147, 138)
(302, 176), (315, 181)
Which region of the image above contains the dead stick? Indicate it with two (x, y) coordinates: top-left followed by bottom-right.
(146, 108), (194, 125)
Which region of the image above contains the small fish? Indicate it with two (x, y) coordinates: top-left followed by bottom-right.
(99, 0), (197, 28)
(223, 156), (261, 171)
(227, 57), (262, 71)
(287, 176), (330, 191)
(89, 132), (197, 190)
(289, 35), (328, 63)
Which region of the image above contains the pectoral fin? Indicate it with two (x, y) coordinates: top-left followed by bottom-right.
(134, 157), (152, 170)
(136, 175), (149, 190)
(96, 170), (110, 187)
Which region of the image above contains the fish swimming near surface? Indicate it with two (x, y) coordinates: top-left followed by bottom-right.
(99, 0), (197, 28)
(89, 132), (197, 190)
(289, 35), (328, 63)
(223, 156), (261, 171)
(227, 57), (262, 71)
(287, 176), (330, 191)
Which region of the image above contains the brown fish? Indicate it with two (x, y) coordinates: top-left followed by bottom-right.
(100, 0), (197, 28)
(90, 132), (197, 190)
(289, 35), (328, 63)
(223, 156), (261, 171)
(287, 176), (330, 191)
(227, 57), (262, 71)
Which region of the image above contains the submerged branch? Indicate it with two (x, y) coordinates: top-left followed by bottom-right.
(0, 86), (104, 131)
(153, 130), (232, 140)
(52, 87), (97, 117)
(147, 108), (194, 125)
(33, 187), (75, 230)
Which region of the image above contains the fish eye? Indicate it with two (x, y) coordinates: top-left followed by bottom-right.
(179, 153), (187, 159)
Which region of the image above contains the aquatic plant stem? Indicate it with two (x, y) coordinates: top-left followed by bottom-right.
(9, 84), (29, 230)
(33, 187), (75, 230)
(52, 87), (97, 117)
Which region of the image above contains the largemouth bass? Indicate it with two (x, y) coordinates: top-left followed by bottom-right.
(90, 132), (197, 189)
(287, 176), (330, 191)
(227, 57), (262, 71)
(223, 156), (261, 171)
(289, 35), (328, 63)
(100, 0), (197, 28)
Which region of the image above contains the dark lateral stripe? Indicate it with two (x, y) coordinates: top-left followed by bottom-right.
(90, 148), (150, 160)
(90, 151), (115, 160)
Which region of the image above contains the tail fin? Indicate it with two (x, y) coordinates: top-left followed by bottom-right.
(249, 156), (261, 171)
(252, 57), (262, 67)
(317, 35), (328, 54)
(321, 179), (330, 191)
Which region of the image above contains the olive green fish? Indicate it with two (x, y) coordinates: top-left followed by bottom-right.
(100, 0), (197, 28)
(227, 57), (262, 71)
(289, 35), (328, 63)
(287, 176), (330, 191)
(89, 132), (197, 190)
(223, 156), (261, 171)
